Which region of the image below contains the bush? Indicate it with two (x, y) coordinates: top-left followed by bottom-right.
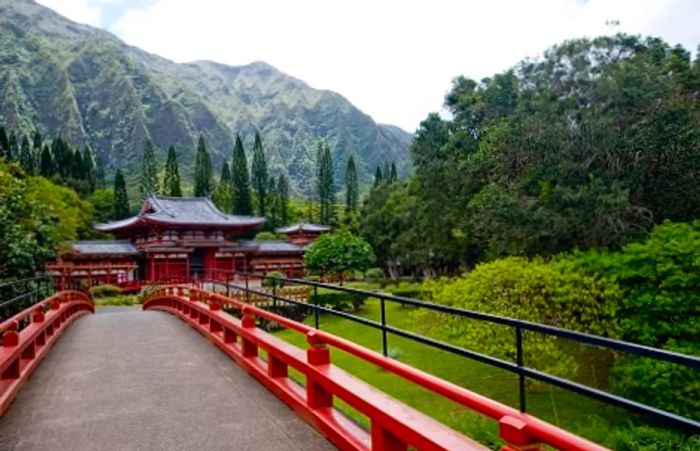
(364, 267), (385, 282)
(417, 256), (621, 381)
(309, 292), (367, 312)
(263, 271), (286, 288)
(612, 424), (700, 451)
(89, 284), (122, 298)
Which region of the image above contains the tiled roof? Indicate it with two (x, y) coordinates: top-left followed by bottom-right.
(96, 194), (266, 232)
(275, 223), (331, 234)
(238, 240), (304, 254)
(71, 240), (138, 255)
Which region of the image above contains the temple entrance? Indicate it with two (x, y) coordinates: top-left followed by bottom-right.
(190, 248), (205, 279)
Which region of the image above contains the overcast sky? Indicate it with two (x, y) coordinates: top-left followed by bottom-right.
(37, 0), (700, 132)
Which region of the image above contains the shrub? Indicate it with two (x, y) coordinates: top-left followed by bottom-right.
(309, 292), (367, 312)
(612, 424), (700, 451)
(305, 231), (374, 280)
(263, 271), (286, 288)
(417, 256), (621, 381)
(89, 284), (122, 298)
(364, 267), (385, 282)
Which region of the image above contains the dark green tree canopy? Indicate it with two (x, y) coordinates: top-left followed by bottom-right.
(345, 155), (359, 214)
(251, 131), (269, 216)
(231, 134), (253, 215)
(112, 169), (130, 219)
(305, 231), (374, 279)
(139, 140), (159, 196)
(163, 145), (182, 197)
(194, 136), (213, 197)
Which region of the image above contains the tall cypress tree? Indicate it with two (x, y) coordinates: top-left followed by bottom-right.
(0, 126), (9, 158)
(317, 143), (335, 225)
(389, 162), (398, 182)
(212, 161), (233, 212)
(231, 135), (253, 215)
(139, 140), (159, 196)
(40, 145), (54, 177)
(163, 145), (182, 197)
(19, 136), (34, 174)
(344, 155), (358, 215)
(265, 176), (277, 227)
(82, 146), (96, 193)
(277, 174), (290, 225)
(7, 131), (17, 161)
(113, 169), (130, 219)
(95, 156), (106, 189)
(194, 136), (213, 196)
(374, 166), (383, 187)
(251, 131), (268, 216)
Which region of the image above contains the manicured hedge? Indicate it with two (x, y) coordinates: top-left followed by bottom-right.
(309, 292), (367, 312)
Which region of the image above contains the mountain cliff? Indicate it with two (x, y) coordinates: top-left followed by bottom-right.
(0, 0), (412, 193)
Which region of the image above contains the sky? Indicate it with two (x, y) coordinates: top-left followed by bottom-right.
(37, 0), (700, 132)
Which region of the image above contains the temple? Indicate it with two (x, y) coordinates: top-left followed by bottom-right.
(46, 194), (330, 290)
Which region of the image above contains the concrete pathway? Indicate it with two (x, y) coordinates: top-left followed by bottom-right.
(0, 307), (333, 451)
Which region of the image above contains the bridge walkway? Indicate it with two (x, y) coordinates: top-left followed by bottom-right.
(0, 307), (333, 451)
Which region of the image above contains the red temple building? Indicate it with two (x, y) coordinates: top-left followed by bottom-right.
(47, 195), (330, 289)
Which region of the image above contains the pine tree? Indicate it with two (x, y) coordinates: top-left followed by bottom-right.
(82, 146), (96, 192)
(317, 143), (335, 225)
(19, 136), (34, 174)
(139, 140), (159, 196)
(0, 126), (9, 158)
(389, 162), (398, 182)
(251, 131), (268, 216)
(374, 166), (383, 187)
(212, 161), (233, 212)
(7, 131), (17, 161)
(40, 145), (54, 177)
(344, 155), (358, 215)
(277, 174), (290, 225)
(231, 135), (253, 215)
(163, 145), (182, 197)
(113, 169), (130, 219)
(265, 176), (278, 227)
(95, 156), (106, 189)
(194, 136), (213, 197)
(32, 131), (42, 172)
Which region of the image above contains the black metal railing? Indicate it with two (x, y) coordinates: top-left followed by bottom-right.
(0, 275), (56, 323)
(195, 269), (699, 435)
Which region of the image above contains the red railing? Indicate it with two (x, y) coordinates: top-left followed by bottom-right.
(143, 285), (608, 451)
(0, 290), (94, 416)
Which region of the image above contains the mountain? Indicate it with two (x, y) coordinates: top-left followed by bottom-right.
(0, 0), (412, 194)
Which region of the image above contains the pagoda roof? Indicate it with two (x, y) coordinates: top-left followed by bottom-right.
(275, 223), (331, 234)
(96, 194), (265, 232)
(222, 240), (304, 254)
(70, 240), (139, 255)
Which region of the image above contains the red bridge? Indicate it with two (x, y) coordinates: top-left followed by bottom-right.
(0, 276), (697, 450)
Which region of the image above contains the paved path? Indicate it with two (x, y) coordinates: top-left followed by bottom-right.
(0, 307), (333, 451)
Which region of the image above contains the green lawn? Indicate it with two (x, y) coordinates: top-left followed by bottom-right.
(273, 297), (629, 449)
(93, 294), (141, 307)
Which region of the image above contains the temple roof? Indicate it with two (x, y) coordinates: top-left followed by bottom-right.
(222, 240), (304, 254)
(96, 194), (266, 232)
(275, 223), (331, 234)
(70, 240), (139, 255)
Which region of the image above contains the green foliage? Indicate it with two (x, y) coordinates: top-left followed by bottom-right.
(231, 135), (253, 215)
(139, 140), (159, 196)
(251, 131), (268, 216)
(262, 271), (286, 288)
(275, 174), (290, 225)
(89, 189), (114, 224)
(254, 231), (282, 241)
(112, 169), (130, 219)
(305, 231), (374, 279)
(316, 142), (335, 225)
(212, 161), (233, 212)
(25, 176), (92, 243)
(162, 145), (182, 197)
(420, 257), (621, 379)
(611, 425), (700, 451)
(194, 136), (213, 197)
(89, 284), (122, 298)
(364, 267), (385, 282)
(344, 155), (358, 214)
(309, 292), (367, 311)
(93, 294), (141, 306)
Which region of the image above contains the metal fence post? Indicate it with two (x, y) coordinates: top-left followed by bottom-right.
(313, 285), (319, 329)
(516, 326), (526, 412)
(380, 297), (388, 357)
(245, 273), (249, 303)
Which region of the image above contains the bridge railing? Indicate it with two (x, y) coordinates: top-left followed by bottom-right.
(199, 269), (700, 438)
(144, 284), (614, 451)
(0, 288), (94, 416)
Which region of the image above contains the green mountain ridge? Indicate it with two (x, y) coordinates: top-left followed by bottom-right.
(0, 0), (412, 194)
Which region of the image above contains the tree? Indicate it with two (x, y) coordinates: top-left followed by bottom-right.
(139, 140), (159, 196)
(95, 156), (106, 190)
(231, 135), (253, 215)
(40, 145), (54, 177)
(112, 169), (130, 219)
(212, 161), (233, 212)
(389, 162), (398, 182)
(317, 142), (335, 224)
(305, 231), (374, 281)
(0, 126), (9, 158)
(82, 146), (96, 193)
(19, 135), (34, 174)
(374, 166), (383, 187)
(345, 155), (359, 215)
(194, 136), (213, 196)
(163, 145), (182, 197)
(89, 189), (114, 224)
(251, 131), (268, 216)
(276, 174), (290, 225)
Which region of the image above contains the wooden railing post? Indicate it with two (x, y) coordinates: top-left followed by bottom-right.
(306, 330), (332, 409)
(209, 298), (222, 333)
(1, 321), (20, 380)
(241, 306), (258, 358)
(499, 416), (542, 451)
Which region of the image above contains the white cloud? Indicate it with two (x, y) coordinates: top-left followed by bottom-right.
(38, 0), (700, 132)
(37, 0), (103, 26)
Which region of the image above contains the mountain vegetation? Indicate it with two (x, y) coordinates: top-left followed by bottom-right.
(0, 0), (411, 194)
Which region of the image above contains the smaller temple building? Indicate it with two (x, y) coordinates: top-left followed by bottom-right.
(47, 194), (330, 289)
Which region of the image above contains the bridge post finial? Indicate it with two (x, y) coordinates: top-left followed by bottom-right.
(499, 416), (542, 451)
(32, 307), (45, 323)
(2, 321), (19, 347)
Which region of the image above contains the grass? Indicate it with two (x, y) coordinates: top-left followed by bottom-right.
(273, 296), (633, 449)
